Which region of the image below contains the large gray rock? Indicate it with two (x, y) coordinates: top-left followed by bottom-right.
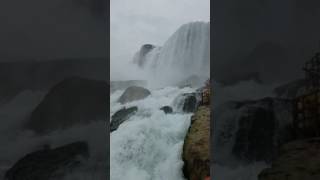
(26, 77), (108, 134)
(110, 106), (138, 132)
(118, 86), (151, 104)
(5, 141), (89, 180)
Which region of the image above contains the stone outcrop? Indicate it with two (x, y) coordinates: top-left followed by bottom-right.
(259, 138), (320, 180)
(5, 141), (89, 180)
(110, 106), (138, 132)
(183, 106), (210, 180)
(133, 44), (156, 67)
(118, 86), (151, 104)
(182, 93), (198, 113)
(26, 77), (108, 134)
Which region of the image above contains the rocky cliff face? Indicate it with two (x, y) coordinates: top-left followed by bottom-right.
(183, 106), (210, 180)
(259, 138), (320, 180)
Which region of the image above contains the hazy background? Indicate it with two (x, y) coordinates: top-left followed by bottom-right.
(110, 0), (210, 80)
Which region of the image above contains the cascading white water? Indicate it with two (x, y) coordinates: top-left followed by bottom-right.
(110, 21), (210, 180)
(110, 87), (195, 180)
(134, 21), (210, 87)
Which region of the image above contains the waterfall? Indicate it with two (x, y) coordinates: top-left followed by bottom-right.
(110, 21), (210, 180)
(133, 21), (210, 88)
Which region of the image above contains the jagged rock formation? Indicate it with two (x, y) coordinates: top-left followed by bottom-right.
(110, 106), (138, 132)
(26, 77), (108, 134)
(5, 141), (89, 180)
(183, 106), (210, 180)
(118, 86), (151, 104)
(259, 138), (320, 180)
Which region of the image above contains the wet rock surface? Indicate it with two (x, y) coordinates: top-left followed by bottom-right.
(182, 93), (198, 113)
(110, 106), (138, 132)
(160, 106), (173, 114)
(118, 86), (151, 104)
(183, 106), (210, 180)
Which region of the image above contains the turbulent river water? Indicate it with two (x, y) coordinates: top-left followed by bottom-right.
(110, 87), (196, 180)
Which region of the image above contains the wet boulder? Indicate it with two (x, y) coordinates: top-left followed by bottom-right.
(118, 86), (151, 104)
(5, 141), (89, 180)
(182, 93), (198, 113)
(160, 106), (173, 114)
(111, 106), (138, 132)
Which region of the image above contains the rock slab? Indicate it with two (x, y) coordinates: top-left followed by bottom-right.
(183, 106), (210, 180)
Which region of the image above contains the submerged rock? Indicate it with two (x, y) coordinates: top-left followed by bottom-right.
(118, 86), (151, 104)
(5, 141), (89, 180)
(26, 77), (108, 134)
(259, 138), (320, 180)
(183, 106), (210, 180)
(160, 106), (173, 114)
(110, 106), (138, 132)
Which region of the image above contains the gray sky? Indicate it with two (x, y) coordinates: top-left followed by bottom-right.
(110, 0), (210, 80)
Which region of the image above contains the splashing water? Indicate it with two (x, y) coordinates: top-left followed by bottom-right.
(110, 87), (196, 180)
(111, 21), (210, 180)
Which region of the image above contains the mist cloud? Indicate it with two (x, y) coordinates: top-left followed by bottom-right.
(110, 0), (210, 80)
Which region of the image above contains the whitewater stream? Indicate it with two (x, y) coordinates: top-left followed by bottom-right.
(110, 86), (196, 180)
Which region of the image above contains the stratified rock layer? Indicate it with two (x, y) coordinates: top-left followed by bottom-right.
(183, 106), (210, 180)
